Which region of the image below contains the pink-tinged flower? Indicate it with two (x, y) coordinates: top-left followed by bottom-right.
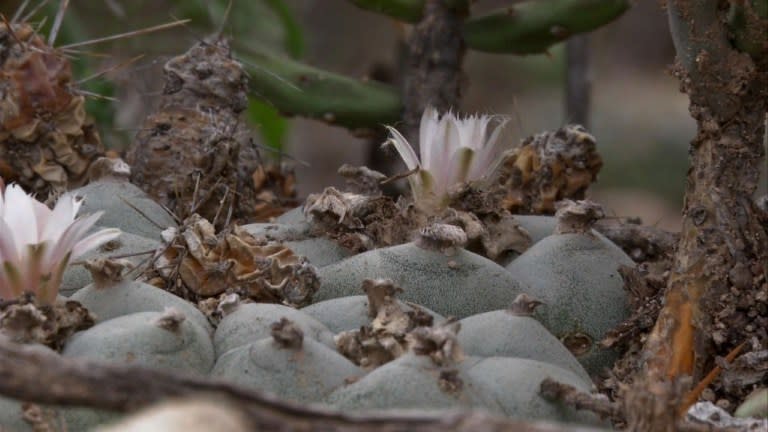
(0, 179), (121, 304)
(386, 107), (509, 208)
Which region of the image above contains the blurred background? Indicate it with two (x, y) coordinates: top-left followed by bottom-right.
(1, 0), (700, 230)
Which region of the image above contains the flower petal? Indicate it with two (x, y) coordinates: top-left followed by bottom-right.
(71, 228), (121, 260)
(0, 178), (5, 218)
(0, 218), (19, 264)
(32, 200), (51, 240)
(435, 115), (462, 188)
(39, 251), (70, 305)
(469, 116), (510, 179)
(385, 126), (421, 172)
(41, 194), (80, 243)
(419, 107), (440, 170)
(42, 211), (103, 271)
(444, 146), (475, 192)
(4, 184), (39, 249)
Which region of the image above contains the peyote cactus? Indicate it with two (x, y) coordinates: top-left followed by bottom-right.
(315, 223), (529, 319)
(12, 0), (768, 431)
(505, 201), (633, 375)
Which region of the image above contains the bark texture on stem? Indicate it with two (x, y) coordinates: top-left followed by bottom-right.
(0, 339), (606, 432)
(634, 0), (768, 429)
(565, 35), (591, 128)
(402, 0), (466, 145)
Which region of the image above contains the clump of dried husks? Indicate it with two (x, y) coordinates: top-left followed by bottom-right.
(304, 186), (422, 252)
(0, 294), (94, 350)
(251, 164), (298, 221)
(0, 22), (104, 199)
(127, 37), (272, 227)
(495, 124), (602, 214)
(443, 184), (532, 260)
(147, 214), (318, 307)
(335, 279), (435, 368)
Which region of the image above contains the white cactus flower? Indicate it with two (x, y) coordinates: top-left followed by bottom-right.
(386, 106), (509, 208)
(0, 179), (121, 304)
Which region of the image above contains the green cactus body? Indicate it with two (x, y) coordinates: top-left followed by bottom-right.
(505, 232), (633, 375)
(60, 310), (214, 430)
(211, 337), (363, 403)
(463, 0), (630, 55)
(463, 357), (600, 423)
(65, 179), (177, 239)
(241, 222), (352, 267)
(734, 388), (768, 419)
(457, 310), (591, 382)
(71, 280), (213, 334)
(213, 303), (336, 357)
(241, 48), (401, 131)
(316, 243), (527, 319)
(512, 215), (559, 244)
(62, 311), (214, 374)
(349, 0), (469, 22)
(302, 295), (444, 333)
(273, 206), (307, 225)
(60, 230), (159, 297)
(326, 354), (497, 412)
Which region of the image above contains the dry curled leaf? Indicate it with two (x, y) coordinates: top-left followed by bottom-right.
(150, 214), (318, 307)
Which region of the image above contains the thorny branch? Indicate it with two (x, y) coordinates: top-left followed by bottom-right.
(0, 338), (606, 432)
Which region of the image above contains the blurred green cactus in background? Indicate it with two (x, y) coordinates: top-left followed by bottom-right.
(244, 0), (630, 132)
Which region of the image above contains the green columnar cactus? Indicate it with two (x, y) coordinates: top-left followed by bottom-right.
(463, 0), (630, 54)
(240, 48), (402, 131)
(349, 0), (469, 22)
(727, 0), (768, 58)
(244, 0), (629, 131)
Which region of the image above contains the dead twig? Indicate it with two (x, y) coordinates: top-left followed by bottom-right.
(0, 338), (606, 432)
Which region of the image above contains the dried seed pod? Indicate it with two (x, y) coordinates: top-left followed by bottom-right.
(0, 22), (103, 198)
(497, 124), (602, 214)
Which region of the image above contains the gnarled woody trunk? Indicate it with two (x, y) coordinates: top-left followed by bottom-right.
(633, 0), (768, 428)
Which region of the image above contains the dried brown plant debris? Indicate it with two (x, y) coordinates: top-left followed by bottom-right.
(0, 22), (103, 199)
(304, 187), (422, 252)
(494, 124), (602, 214)
(407, 318), (464, 367)
(270, 318), (304, 349)
(251, 163), (298, 222)
(127, 37), (264, 228)
(147, 214), (318, 307)
(442, 185), (532, 261)
(335, 279), (435, 368)
(0, 294), (94, 351)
